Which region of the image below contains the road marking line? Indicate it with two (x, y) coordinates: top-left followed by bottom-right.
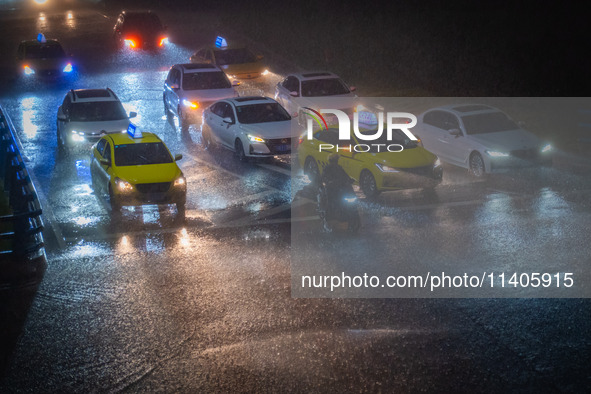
(256, 162), (292, 176)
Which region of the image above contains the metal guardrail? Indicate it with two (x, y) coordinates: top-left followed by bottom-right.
(0, 105), (45, 263)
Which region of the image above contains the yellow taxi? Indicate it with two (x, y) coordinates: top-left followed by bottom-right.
(17, 34), (74, 78)
(89, 125), (186, 214)
(297, 126), (443, 198)
(190, 36), (267, 80)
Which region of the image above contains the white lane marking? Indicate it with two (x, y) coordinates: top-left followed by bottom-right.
(185, 151), (282, 191)
(256, 162), (292, 176)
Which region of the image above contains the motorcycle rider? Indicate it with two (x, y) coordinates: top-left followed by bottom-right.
(321, 153), (353, 215)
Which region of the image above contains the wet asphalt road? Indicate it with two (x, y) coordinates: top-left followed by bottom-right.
(0, 5), (590, 393)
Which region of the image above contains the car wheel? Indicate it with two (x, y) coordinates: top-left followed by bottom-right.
(56, 125), (64, 150)
(360, 170), (379, 199)
(234, 139), (247, 162)
(202, 128), (215, 151)
(164, 97), (173, 125)
(109, 185), (121, 213)
(469, 151), (486, 177)
(177, 107), (189, 133)
(304, 156), (320, 185)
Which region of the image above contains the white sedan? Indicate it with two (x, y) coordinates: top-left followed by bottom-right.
(201, 96), (295, 161)
(415, 104), (553, 176)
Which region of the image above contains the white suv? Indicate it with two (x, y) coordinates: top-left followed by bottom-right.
(56, 88), (136, 149)
(163, 63), (239, 133)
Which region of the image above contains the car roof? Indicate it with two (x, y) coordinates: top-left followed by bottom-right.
(226, 96), (276, 106)
(290, 71), (341, 81)
(108, 131), (162, 145)
(427, 104), (500, 116)
(176, 63), (222, 73)
(20, 39), (62, 47)
(70, 89), (120, 102)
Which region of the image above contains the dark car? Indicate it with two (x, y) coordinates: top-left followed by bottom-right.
(113, 11), (168, 50)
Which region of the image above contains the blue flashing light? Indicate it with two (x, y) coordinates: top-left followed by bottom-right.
(37, 33), (46, 43)
(215, 36), (227, 48)
(63, 63), (73, 73)
(127, 123), (142, 139)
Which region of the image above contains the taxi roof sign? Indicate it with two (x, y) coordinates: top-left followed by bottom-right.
(127, 123), (142, 139)
(215, 36), (228, 48)
(37, 33), (46, 43)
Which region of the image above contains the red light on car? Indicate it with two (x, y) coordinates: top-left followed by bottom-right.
(159, 37), (168, 46)
(124, 38), (137, 48)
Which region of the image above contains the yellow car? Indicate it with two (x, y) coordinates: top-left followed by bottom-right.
(17, 34), (74, 78)
(90, 127), (186, 214)
(190, 36), (266, 80)
(297, 127), (443, 198)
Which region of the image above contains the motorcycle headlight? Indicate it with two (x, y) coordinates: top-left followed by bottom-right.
(375, 163), (399, 172)
(173, 176), (186, 187)
(248, 134), (265, 143)
(485, 150), (510, 157)
(115, 178), (133, 192)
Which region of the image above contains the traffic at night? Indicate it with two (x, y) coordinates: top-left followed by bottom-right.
(1, 0), (590, 392)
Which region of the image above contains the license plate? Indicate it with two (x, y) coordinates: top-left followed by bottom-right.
(275, 144), (290, 152)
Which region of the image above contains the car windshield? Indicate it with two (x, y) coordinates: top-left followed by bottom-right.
(123, 14), (163, 30)
(235, 103), (291, 124)
(25, 44), (66, 59)
(301, 78), (350, 97)
(461, 112), (519, 135)
(352, 128), (419, 151)
(214, 48), (257, 65)
(114, 142), (173, 166)
(182, 71), (231, 90)
(70, 101), (128, 122)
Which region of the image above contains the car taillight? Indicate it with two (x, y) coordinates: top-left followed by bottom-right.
(124, 38), (136, 48)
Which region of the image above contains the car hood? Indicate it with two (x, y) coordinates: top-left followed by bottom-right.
(239, 120), (295, 139)
(114, 163), (182, 184)
(373, 146), (437, 168)
(221, 62), (265, 75)
(26, 57), (69, 70)
(183, 88), (236, 104)
(468, 129), (541, 151)
(67, 119), (131, 135)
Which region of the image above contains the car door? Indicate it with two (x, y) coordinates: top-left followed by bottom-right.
(419, 110), (454, 163)
(218, 102), (238, 147)
(57, 94), (72, 138)
(279, 76), (300, 117)
(207, 102), (231, 148)
(165, 68), (181, 115)
(95, 140), (114, 192)
(91, 138), (107, 191)
(437, 111), (473, 166)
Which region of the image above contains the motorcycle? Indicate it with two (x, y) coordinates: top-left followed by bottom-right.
(317, 181), (361, 233)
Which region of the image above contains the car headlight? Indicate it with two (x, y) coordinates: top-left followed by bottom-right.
(541, 143), (553, 153)
(485, 150), (510, 157)
(23, 65), (35, 75)
(375, 163), (399, 172)
(182, 99), (199, 109)
(248, 134), (265, 143)
(63, 63), (73, 73)
(344, 196), (357, 203)
(115, 177), (133, 192)
(434, 158), (441, 167)
(173, 176), (186, 187)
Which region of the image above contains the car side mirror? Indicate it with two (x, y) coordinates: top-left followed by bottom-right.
(449, 129), (462, 137)
(174, 154), (183, 161)
(222, 117), (233, 124)
(57, 113), (67, 121)
(129, 111), (137, 118)
(99, 158), (110, 166)
(170, 83), (179, 90)
(232, 80), (241, 86)
(289, 91), (299, 97)
(349, 86), (357, 92)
